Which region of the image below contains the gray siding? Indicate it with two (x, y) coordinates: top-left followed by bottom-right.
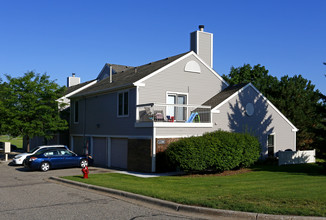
(213, 86), (296, 156)
(139, 54), (226, 106)
(70, 88), (153, 137)
(197, 31), (212, 68)
(155, 86), (296, 157)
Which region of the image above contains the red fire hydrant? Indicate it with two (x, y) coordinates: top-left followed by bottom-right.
(82, 166), (89, 179)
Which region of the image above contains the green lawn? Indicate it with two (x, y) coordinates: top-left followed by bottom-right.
(64, 163), (326, 217)
(0, 135), (23, 148)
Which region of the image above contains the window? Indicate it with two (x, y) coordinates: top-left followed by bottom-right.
(167, 93), (187, 121)
(118, 91), (129, 116)
(267, 134), (274, 157)
(74, 101), (79, 123)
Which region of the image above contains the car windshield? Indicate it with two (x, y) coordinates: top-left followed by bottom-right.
(33, 148), (50, 156)
(29, 146), (41, 153)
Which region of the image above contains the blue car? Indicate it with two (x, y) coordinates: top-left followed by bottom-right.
(24, 148), (90, 172)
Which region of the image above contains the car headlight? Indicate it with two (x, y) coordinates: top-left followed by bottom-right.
(14, 156), (22, 159)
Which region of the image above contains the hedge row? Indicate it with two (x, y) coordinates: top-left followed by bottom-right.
(165, 130), (261, 172)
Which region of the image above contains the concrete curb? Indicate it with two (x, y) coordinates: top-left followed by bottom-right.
(49, 176), (326, 220)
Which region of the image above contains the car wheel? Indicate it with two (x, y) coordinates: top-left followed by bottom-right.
(40, 162), (50, 172)
(80, 159), (88, 168)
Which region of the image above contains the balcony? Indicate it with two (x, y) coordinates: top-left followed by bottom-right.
(135, 103), (212, 128)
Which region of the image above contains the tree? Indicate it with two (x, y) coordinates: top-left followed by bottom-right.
(0, 77), (5, 135)
(0, 72), (68, 151)
(223, 64), (325, 153)
(272, 75), (321, 149)
(222, 64), (279, 101)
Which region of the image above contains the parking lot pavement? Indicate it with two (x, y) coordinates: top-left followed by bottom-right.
(0, 160), (202, 220)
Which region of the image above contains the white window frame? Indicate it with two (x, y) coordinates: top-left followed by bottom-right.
(117, 90), (129, 117)
(267, 133), (276, 157)
(165, 91), (188, 122)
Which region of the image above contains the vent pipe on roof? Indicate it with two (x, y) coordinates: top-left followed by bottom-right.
(134, 67), (137, 74)
(199, 25), (204, 31)
(109, 65), (112, 83)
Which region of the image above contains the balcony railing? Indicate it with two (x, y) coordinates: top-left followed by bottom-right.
(136, 103), (211, 124)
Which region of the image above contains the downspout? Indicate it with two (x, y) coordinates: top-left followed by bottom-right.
(83, 96), (87, 155)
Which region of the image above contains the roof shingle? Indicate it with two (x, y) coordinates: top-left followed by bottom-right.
(72, 52), (190, 98)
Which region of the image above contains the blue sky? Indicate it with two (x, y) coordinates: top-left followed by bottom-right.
(1, 0), (325, 95)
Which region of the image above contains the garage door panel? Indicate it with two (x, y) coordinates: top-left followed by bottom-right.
(93, 137), (108, 167)
(111, 138), (128, 169)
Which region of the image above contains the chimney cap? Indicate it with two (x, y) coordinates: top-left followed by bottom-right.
(199, 25), (204, 31)
(72, 73), (76, 77)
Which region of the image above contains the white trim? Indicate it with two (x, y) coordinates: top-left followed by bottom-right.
(152, 127), (156, 172)
(166, 91), (188, 122)
(293, 130), (297, 151)
(135, 122), (213, 128)
(211, 83), (298, 132)
(134, 52), (192, 84)
(133, 51), (228, 87)
(57, 80), (97, 109)
(211, 32), (213, 68)
(156, 134), (202, 138)
(136, 86), (140, 121)
(191, 52), (228, 86)
(133, 82), (145, 87)
(267, 133), (276, 156)
(117, 89), (129, 118)
(211, 110), (220, 113)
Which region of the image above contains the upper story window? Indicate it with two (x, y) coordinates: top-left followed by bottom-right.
(166, 93), (187, 121)
(74, 101), (79, 123)
(118, 91), (129, 117)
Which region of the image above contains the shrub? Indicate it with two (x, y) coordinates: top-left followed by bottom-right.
(166, 130), (261, 172)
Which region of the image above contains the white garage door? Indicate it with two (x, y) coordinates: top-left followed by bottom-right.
(111, 138), (128, 169)
(93, 137), (108, 167)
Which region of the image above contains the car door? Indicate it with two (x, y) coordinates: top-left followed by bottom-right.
(44, 149), (64, 168)
(58, 149), (79, 167)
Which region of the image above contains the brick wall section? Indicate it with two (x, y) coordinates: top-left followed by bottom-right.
(155, 138), (182, 172)
(127, 139), (152, 172)
(156, 138), (181, 153)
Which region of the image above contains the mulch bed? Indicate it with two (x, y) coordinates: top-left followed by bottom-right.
(182, 168), (252, 177)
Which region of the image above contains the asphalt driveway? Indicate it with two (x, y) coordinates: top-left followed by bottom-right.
(0, 160), (201, 220)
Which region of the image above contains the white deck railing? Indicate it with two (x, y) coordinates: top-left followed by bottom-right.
(136, 103), (211, 124)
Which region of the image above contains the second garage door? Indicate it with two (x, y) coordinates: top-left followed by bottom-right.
(111, 138), (128, 169)
(93, 137), (108, 167)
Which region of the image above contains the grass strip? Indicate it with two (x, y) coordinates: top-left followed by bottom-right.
(63, 163), (326, 217)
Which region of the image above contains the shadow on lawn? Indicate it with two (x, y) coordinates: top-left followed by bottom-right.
(251, 163), (326, 176)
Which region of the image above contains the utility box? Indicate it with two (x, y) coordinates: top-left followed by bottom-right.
(4, 142), (11, 153)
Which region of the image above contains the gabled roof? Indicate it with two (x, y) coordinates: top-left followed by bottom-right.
(71, 52), (190, 98)
(202, 83), (248, 109)
(205, 83), (298, 132)
(106, 64), (134, 74)
(63, 79), (97, 96)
